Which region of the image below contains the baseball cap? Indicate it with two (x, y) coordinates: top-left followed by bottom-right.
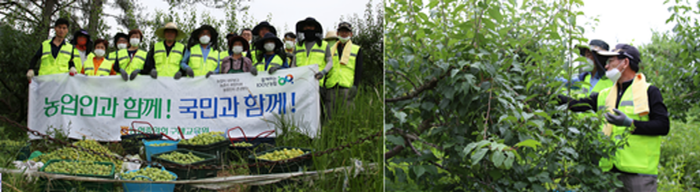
(338, 22), (352, 31)
(577, 39), (609, 56)
(597, 44), (641, 72)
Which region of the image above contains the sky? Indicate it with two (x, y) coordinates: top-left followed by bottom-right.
(576, 0), (675, 46)
(103, 0), (375, 39)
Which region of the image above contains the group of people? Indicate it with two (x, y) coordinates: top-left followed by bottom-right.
(27, 17), (363, 119)
(558, 40), (669, 191)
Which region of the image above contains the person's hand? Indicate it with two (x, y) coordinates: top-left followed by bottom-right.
(149, 70), (157, 79)
(206, 71), (214, 78)
(129, 70), (140, 80)
(119, 69), (129, 81)
(185, 67), (194, 77)
(604, 108), (633, 127)
(174, 71), (183, 80)
(251, 67), (258, 76)
(314, 71), (325, 80)
(69, 67), (77, 76)
(26, 70), (34, 82)
(268, 66), (278, 74)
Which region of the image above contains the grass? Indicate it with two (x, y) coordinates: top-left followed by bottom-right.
(0, 85), (383, 192)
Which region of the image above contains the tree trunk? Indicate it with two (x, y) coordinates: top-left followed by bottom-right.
(86, 0), (103, 37)
(37, 0), (58, 39)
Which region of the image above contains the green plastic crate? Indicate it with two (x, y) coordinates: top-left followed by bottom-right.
(151, 149), (218, 180)
(39, 160), (116, 192)
(247, 147), (314, 174)
(178, 139), (229, 165)
(0, 141), (30, 161)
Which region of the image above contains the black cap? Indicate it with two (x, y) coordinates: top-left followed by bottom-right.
(255, 32), (283, 50)
(54, 18), (70, 28)
(338, 22), (352, 31)
(284, 32), (296, 39)
(113, 32), (129, 46)
(597, 44), (642, 72)
(226, 32), (237, 39)
(252, 21), (277, 37)
(295, 17), (323, 33)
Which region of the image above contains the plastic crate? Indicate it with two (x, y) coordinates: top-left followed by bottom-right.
(121, 121), (164, 155)
(247, 147), (314, 174)
(39, 160), (115, 192)
(151, 149), (218, 180)
(121, 166), (177, 192)
(0, 141), (31, 161)
(143, 139), (180, 162)
(178, 139), (229, 165)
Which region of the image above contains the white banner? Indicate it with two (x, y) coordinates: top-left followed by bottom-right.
(28, 65), (321, 141)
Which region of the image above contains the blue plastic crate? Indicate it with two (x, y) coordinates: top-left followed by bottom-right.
(143, 139), (179, 162)
(121, 166), (177, 192)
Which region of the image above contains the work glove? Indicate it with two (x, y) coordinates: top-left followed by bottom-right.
(119, 69), (129, 81)
(604, 108), (633, 127)
(150, 70), (157, 79)
(206, 71), (214, 78)
(129, 70), (140, 80)
(268, 66), (279, 74)
(315, 70), (326, 80)
(251, 67), (258, 76)
(69, 67), (77, 76)
(26, 70), (34, 82)
(174, 71), (183, 80)
(185, 67), (194, 77)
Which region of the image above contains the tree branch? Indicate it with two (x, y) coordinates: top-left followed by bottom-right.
(388, 70), (418, 93)
(51, 0), (79, 15)
(0, 1), (40, 22)
(385, 116), (435, 159)
(386, 66), (454, 102)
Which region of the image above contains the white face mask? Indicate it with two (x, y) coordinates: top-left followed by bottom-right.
(94, 49), (105, 57)
(581, 58), (594, 72)
(117, 43), (128, 50)
(605, 61), (625, 82)
(232, 46), (243, 54)
(339, 36), (351, 43)
(130, 38), (140, 47)
(285, 41), (294, 49)
(264, 43), (276, 51)
(199, 35), (211, 44)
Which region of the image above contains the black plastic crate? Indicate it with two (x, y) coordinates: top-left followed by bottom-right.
(247, 147), (314, 174)
(152, 149), (218, 180)
(178, 139), (229, 165)
(121, 134), (163, 155)
(39, 160), (115, 192)
(0, 141), (31, 161)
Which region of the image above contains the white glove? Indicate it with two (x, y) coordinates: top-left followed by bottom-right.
(69, 67), (77, 76)
(26, 69), (34, 81)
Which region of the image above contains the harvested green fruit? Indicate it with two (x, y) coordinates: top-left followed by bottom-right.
(34, 140), (123, 171)
(179, 131), (225, 145)
(43, 161), (112, 176)
(157, 151), (205, 164)
(149, 143), (174, 147)
(122, 167), (176, 181)
(230, 142), (253, 147)
(0, 140), (25, 147)
(256, 148), (306, 161)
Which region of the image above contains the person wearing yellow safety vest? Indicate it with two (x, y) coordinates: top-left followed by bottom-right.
(251, 22), (277, 63)
(143, 22), (188, 79)
(69, 29), (93, 73)
(219, 32), (252, 65)
(80, 39), (117, 76)
(558, 40), (614, 97)
(292, 17), (332, 80)
(250, 32), (288, 76)
(27, 18), (81, 82)
(558, 44), (669, 192)
(106, 32), (129, 64)
(180, 25), (220, 78)
(283, 32), (296, 64)
(113, 29), (148, 81)
(323, 31), (339, 49)
(323, 22), (363, 119)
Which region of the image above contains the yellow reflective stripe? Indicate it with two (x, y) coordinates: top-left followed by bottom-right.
(171, 50), (183, 55)
(191, 54), (203, 58)
(620, 100), (634, 107)
(98, 68), (111, 73)
(350, 53), (357, 57)
(154, 50), (166, 54)
(42, 52), (50, 56)
(311, 49), (324, 53)
(59, 50), (71, 55)
(134, 55), (146, 61)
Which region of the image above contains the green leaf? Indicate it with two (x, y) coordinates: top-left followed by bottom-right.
(386, 135), (405, 147)
(504, 153), (515, 169)
(491, 151), (506, 167)
(488, 169), (503, 180)
(462, 142), (479, 157)
(395, 111), (407, 123)
(471, 148), (489, 165)
(414, 165), (426, 178)
(515, 139), (542, 150)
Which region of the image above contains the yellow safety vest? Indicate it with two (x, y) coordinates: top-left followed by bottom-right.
(295, 41), (328, 84)
(254, 54), (284, 73)
(154, 41), (185, 77)
(82, 53), (114, 76)
(325, 42), (360, 88)
(596, 83), (659, 175)
(39, 40), (79, 75)
(116, 49), (147, 74)
(188, 45), (219, 76)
